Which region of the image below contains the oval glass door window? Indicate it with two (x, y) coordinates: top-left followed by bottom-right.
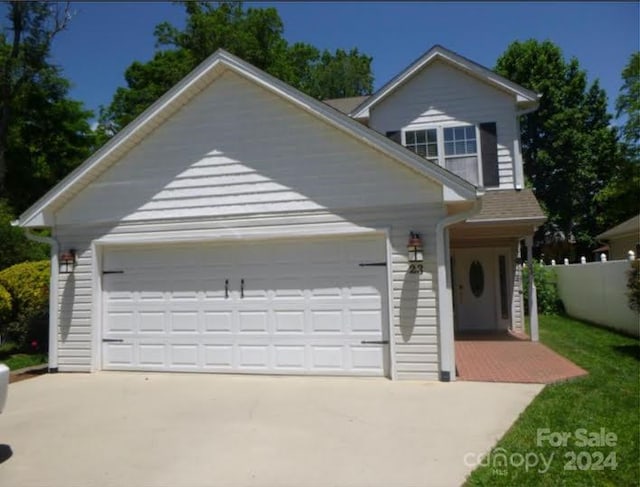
(469, 260), (484, 297)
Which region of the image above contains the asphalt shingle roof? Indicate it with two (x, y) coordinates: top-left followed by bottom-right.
(323, 95), (370, 114)
(469, 189), (546, 222)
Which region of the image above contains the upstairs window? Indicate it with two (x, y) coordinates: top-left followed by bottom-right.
(443, 126), (479, 185)
(395, 122), (500, 188)
(405, 129), (438, 161)
(444, 126), (477, 157)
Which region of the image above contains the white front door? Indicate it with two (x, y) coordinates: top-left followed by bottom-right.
(453, 248), (497, 330)
(101, 235), (389, 376)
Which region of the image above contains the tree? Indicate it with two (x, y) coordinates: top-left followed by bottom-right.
(0, 1), (94, 212)
(616, 52), (640, 153)
(495, 40), (623, 258)
(594, 52), (640, 228)
(0, 2), (72, 194)
(0, 2), (95, 270)
(100, 1), (373, 133)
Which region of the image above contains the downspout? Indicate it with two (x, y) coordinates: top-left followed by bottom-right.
(435, 195), (483, 382)
(21, 226), (59, 373)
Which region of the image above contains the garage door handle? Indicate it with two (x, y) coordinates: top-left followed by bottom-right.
(241, 279), (244, 298)
(102, 338), (124, 343)
(225, 279), (229, 299)
(360, 340), (389, 345)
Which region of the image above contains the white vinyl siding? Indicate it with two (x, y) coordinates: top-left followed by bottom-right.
(55, 203), (444, 380)
(369, 60), (520, 189)
(54, 71), (440, 225)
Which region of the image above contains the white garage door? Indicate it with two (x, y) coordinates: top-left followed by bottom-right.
(101, 235), (389, 376)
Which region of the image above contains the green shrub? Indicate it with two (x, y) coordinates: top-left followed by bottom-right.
(522, 262), (563, 315)
(0, 283), (11, 323)
(627, 260), (640, 313)
(0, 260), (50, 349)
(0, 199), (49, 269)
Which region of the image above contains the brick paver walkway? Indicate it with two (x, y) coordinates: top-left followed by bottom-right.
(455, 332), (588, 384)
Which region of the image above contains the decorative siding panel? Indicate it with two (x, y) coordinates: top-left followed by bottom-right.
(55, 204), (445, 380)
(369, 60), (519, 189)
(55, 70), (441, 226)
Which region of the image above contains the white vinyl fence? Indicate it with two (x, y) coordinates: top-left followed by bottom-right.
(553, 258), (639, 337)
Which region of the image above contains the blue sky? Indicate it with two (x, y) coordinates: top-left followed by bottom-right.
(50, 2), (639, 121)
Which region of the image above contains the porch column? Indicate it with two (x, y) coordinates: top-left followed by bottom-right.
(525, 236), (539, 342)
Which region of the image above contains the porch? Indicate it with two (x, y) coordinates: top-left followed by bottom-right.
(455, 331), (588, 383)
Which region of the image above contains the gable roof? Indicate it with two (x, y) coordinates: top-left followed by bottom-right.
(351, 45), (541, 119)
(323, 95), (370, 114)
(596, 214), (640, 240)
(16, 49), (478, 228)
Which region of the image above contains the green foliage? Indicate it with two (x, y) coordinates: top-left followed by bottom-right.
(627, 260), (640, 313)
(522, 262), (562, 315)
(595, 52), (640, 229)
(616, 51), (640, 154)
(100, 1), (373, 133)
(0, 260), (49, 348)
(0, 282), (10, 323)
(495, 40), (624, 258)
(4, 69), (95, 212)
(0, 340), (47, 369)
(0, 2), (95, 212)
(0, 199), (48, 269)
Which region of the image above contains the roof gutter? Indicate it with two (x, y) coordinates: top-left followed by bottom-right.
(20, 226), (59, 372)
(435, 196), (483, 382)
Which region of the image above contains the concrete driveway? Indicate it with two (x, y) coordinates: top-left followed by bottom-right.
(0, 373), (542, 487)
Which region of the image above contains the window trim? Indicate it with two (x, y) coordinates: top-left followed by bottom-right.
(402, 123), (484, 187)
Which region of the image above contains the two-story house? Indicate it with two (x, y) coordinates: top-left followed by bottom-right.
(15, 45), (545, 381)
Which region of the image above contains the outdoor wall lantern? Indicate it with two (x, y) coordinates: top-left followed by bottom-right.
(407, 232), (424, 274)
(59, 249), (76, 274)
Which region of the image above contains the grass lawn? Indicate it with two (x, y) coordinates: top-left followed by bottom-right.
(466, 314), (639, 487)
(0, 342), (47, 370)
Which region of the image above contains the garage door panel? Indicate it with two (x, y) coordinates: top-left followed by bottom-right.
(139, 344), (166, 366)
(104, 343), (135, 366)
(312, 346), (344, 369)
(311, 311), (343, 332)
(239, 345), (269, 368)
(273, 346), (306, 369)
(238, 311), (269, 332)
(170, 312), (199, 333)
(139, 312), (166, 333)
(203, 345), (233, 368)
(102, 236), (388, 376)
(351, 346), (384, 370)
(274, 311), (305, 332)
(350, 310), (383, 332)
(170, 345), (199, 367)
(203, 312), (233, 332)
(106, 312), (135, 333)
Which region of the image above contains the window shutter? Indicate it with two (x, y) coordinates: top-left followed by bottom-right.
(480, 122), (499, 188)
(386, 131), (402, 144)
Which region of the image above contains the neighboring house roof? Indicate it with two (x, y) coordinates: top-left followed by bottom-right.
(596, 214), (640, 240)
(323, 95), (370, 114)
(468, 189), (546, 223)
(16, 49), (478, 228)
(351, 44), (541, 119)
